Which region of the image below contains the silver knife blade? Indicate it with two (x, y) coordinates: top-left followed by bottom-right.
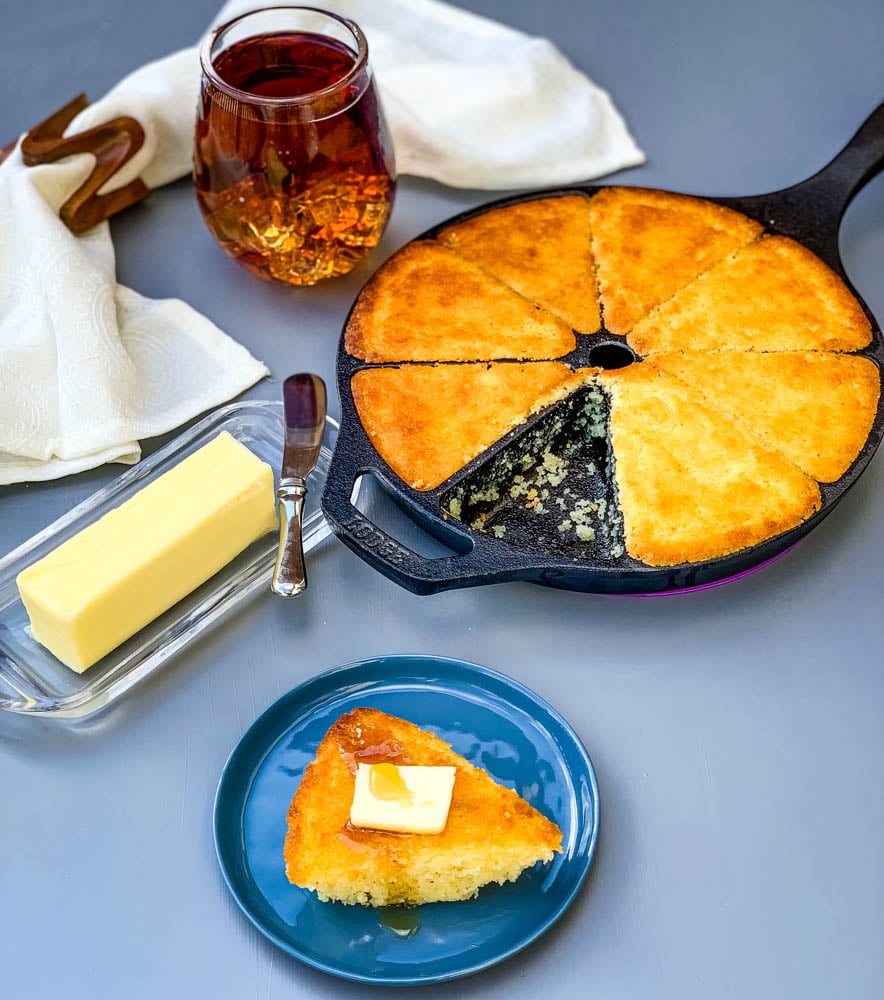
(281, 373), (327, 480)
(271, 373), (327, 598)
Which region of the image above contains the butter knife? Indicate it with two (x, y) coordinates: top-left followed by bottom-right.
(271, 373), (327, 598)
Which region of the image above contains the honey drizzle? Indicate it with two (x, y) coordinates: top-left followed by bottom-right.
(338, 733), (412, 848)
(377, 905), (422, 939)
(340, 737), (411, 773)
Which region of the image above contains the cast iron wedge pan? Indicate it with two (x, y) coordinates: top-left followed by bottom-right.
(322, 104), (884, 595)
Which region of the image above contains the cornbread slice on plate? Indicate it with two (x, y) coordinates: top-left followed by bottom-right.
(284, 707), (563, 907)
(351, 361), (593, 491)
(599, 364), (821, 566)
(345, 241), (576, 363)
(589, 187), (762, 334)
(437, 194), (601, 333)
(628, 235), (873, 355)
(647, 351), (881, 482)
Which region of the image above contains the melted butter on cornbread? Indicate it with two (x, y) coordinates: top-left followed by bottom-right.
(350, 762), (457, 834)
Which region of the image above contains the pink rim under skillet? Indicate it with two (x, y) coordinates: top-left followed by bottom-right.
(618, 543), (801, 597)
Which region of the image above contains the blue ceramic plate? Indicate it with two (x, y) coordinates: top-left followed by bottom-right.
(213, 654), (599, 986)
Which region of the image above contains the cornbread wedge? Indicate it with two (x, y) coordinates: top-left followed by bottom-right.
(647, 351), (881, 482)
(345, 241), (576, 363)
(438, 194), (601, 333)
(628, 236), (873, 355)
(589, 187), (762, 334)
(284, 708), (563, 906)
(351, 361), (593, 490)
(600, 365), (821, 565)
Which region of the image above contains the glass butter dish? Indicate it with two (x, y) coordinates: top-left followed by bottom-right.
(0, 401), (339, 720)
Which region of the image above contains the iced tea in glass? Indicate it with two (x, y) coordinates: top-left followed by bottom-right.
(194, 6), (396, 285)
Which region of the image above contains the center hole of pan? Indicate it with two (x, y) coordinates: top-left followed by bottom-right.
(588, 342), (636, 370)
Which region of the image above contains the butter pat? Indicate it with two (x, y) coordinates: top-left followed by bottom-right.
(16, 432), (277, 672)
(350, 762), (457, 834)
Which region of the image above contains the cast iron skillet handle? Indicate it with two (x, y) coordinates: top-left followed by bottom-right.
(742, 103), (884, 249)
(322, 490), (527, 595)
(806, 103), (884, 209)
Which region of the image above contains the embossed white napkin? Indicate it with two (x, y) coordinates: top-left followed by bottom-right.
(0, 152), (269, 485)
(0, 114), (269, 486)
(0, 0), (643, 485)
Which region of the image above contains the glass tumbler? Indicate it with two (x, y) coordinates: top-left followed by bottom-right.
(194, 6), (396, 285)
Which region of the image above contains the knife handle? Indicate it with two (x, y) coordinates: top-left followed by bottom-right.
(271, 476), (308, 597)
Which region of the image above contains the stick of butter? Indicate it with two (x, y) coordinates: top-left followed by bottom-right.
(350, 762), (457, 834)
(16, 431), (277, 673)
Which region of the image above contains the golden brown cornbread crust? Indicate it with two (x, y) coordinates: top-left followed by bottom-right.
(599, 365), (822, 566)
(345, 241), (575, 363)
(588, 187), (762, 335)
(284, 708), (563, 907)
(352, 362), (595, 491)
(647, 351), (881, 483)
(438, 194), (601, 334)
(344, 188), (881, 568)
(628, 235), (873, 355)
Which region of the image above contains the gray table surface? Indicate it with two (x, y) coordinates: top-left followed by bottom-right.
(2, 0), (883, 997)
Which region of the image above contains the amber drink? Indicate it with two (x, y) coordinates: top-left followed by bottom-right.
(194, 6), (396, 285)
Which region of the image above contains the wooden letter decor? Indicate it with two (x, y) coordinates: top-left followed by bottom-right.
(1, 93), (151, 233)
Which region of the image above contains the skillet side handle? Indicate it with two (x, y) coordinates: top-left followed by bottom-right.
(320, 489), (520, 596)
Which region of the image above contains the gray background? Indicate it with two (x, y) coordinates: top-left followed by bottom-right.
(2, 0), (883, 997)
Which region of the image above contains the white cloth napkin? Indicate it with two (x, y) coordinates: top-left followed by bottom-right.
(0, 0), (643, 486)
(213, 0), (645, 188)
(0, 50), (269, 486)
